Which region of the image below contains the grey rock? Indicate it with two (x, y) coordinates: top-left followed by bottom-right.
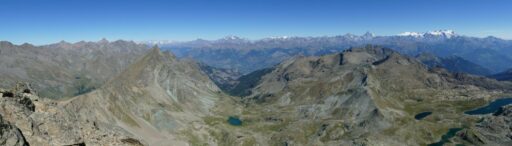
(456, 105), (512, 146)
(0, 114), (28, 146)
(0, 83), (145, 146)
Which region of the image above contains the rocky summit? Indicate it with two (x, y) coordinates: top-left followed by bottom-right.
(0, 83), (144, 146)
(1, 45), (512, 146)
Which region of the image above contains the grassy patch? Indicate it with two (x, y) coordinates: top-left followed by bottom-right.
(204, 116), (225, 126)
(181, 130), (209, 146)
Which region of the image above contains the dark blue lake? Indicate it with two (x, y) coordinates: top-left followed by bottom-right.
(428, 128), (463, 146)
(227, 116), (242, 126)
(464, 98), (512, 115)
(414, 112), (432, 120)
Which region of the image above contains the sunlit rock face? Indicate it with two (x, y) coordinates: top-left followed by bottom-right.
(65, 46), (224, 145)
(1, 45), (511, 146)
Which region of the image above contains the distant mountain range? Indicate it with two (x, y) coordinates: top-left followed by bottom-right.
(489, 69), (512, 81)
(2, 30), (511, 99)
(398, 30), (457, 38)
(415, 52), (492, 76)
(157, 30), (512, 74)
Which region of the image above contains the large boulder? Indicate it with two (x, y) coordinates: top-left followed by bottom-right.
(0, 114), (28, 146)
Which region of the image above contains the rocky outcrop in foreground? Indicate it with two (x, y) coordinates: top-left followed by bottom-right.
(456, 105), (512, 145)
(0, 83), (145, 146)
(0, 114), (27, 146)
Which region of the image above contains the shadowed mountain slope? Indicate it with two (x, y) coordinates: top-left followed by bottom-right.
(198, 63), (242, 92)
(0, 40), (149, 98)
(416, 52), (492, 76)
(489, 69), (512, 81)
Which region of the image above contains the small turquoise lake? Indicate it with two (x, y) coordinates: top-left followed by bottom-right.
(464, 98), (512, 115)
(227, 116), (242, 126)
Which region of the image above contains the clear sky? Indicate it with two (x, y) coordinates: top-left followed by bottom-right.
(1, 0), (511, 45)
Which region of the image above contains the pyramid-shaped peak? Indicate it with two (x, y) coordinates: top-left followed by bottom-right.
(58, 40), (70, 44)
(150, 45), (161, 52)
(98, 38), (109, 44)
(363, 31), (375, 38)
(144, 45), (164, 60)
(142, 44), (177, 63)
(105, 44), (172, 85)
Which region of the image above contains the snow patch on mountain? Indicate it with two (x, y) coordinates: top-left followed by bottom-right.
(398, 30), (457, 38)
(139, 40), (178, 45)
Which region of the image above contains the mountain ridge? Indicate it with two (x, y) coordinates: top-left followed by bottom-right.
(63, 45), (224, 145)
(0, 39), (150, 98)
(157, 31), (512, 74)
(416, 52), (492, 76)
(489, 68), (512, 81)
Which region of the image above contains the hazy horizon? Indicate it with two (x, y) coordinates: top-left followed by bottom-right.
(2, 29), (510, 46)
(2, 0), (511, 45)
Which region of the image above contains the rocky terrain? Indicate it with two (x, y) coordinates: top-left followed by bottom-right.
(198, 63), (242, 91)
(1, 44), (512, 145)
(64, 46), (232, 145)
(0, 47), (235, 145)
(0, 40), (149, 98)
(217, 45), (510, 145)
(190, 45), (511, 145)
(452, 105), (512, 145)
(0, 83), (144, 146)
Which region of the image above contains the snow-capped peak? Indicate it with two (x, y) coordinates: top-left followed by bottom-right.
(222, 35), (244, 40)
(139, 40), (177, 45)
(398, 30), (457, 38)
(269, 36), (291, 40)
(426, 30), (456, 38)
(216, 35), (250, 43)
(362, 32), (375, 38)
(398, 32), (424, 37)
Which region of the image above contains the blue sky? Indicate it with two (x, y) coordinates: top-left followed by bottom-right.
(1, 0), (511, 45)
